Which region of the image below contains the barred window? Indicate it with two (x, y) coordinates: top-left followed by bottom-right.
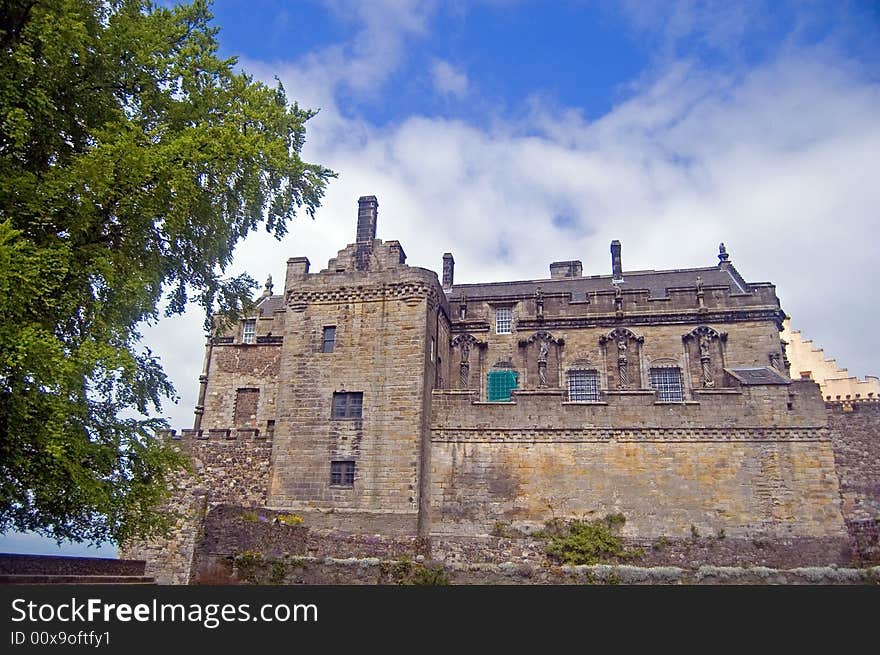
(650, 367), (684, 402)
(331, 392), (363, 419)
(322, 326), (336, 353)
(568, 370), (600, 402)
(330, 460), (355, 486)
(495, 307), (513, 334)
(242, 319), (256, 344)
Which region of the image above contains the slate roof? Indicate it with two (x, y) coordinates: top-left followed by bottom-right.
(256, 295), (285, 316)
(446, 265), (753, 301)
(725, 367), (791, 385)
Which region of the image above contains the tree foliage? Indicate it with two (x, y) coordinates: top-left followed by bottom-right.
(0, 0), (335, 544)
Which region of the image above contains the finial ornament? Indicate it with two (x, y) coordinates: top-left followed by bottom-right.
(718, 243), (729, 264)
(262, 274), (274, 297)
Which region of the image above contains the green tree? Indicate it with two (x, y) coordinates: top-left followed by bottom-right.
(0, 0), (335, 545)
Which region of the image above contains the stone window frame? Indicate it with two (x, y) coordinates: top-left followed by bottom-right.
(330, 391), (363, 419)
(322, 325), (337, 353)
(241, 318), (256, 344)
(330, 460), (356, 487)
(566, 368), (601, 402)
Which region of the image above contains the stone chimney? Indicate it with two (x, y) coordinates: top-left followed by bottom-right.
(356, 195), (378, 244)
(442, 253), (455, 288)
(356, 195), (378, 270)
(611, 240), (623, 282)
(549, 260), (583, 279)
(285, 257), (310, 291)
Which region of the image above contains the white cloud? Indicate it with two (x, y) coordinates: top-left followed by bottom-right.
(431, 59), (469, 97)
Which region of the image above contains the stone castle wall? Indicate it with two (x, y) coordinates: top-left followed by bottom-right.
(428, 381), (845, 538)
(828, 400), (880, 562)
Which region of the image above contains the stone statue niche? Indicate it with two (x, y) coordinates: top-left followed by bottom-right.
(599, 328), (644, 390)
(517, 331), (564, 389)
(451, 334), (486, 390)
(682, 326), (727, 390)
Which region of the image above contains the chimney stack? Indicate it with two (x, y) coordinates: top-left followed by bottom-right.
(356, 195), (378, 244)
(549, 260), (583, 279)
(442, 253), (455, 288)
(611, 240), (623, 282)
(285, 257), (310, 291)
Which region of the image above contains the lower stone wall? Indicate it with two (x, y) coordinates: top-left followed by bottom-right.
(188, 504), (866, 586)
(119, 477), (207, 585)
(429, 439), (846, 538)
(120, 432), (272, 584)
(432, 534), (853, 569)
(197, 505), (427, 563)
(197, 555), (878, 585)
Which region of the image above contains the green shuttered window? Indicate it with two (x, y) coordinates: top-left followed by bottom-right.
(487, 369), (518, 401)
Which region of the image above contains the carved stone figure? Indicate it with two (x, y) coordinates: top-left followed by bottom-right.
(460, 340), (470, 364)
(617, 336), (629, 389)
(698, 333), (714, 387)
(537, 339), (549, 387)
(261, 274), (274, 298)
(699, 334), (711, 359)
(535, 287), (544, 318)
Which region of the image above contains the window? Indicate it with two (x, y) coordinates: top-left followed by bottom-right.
(650, 367), (684, 402)
(242, 319), (256, 344)
(331, 392), (363, 419)
(495, 307), (512, 334)
(330, 460), (355, 486)
(322, 326), (336, 353)
(430, 337), (435, 362)
(487, 369), (518, 401)
(568, 370), (600, 402)
(234, 388), (259, 425)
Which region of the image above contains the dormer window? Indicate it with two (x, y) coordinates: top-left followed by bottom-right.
(242, 319), (256, 344)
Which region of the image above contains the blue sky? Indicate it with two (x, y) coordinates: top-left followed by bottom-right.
(3, 0), (879, 558)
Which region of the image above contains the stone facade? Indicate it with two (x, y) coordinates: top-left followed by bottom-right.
(122, 196), (879, 583)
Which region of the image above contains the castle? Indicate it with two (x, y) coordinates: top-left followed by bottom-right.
(123, 196), (879, 584)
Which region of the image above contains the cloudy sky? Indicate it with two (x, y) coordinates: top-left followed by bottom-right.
(4, 0), (877, 556)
